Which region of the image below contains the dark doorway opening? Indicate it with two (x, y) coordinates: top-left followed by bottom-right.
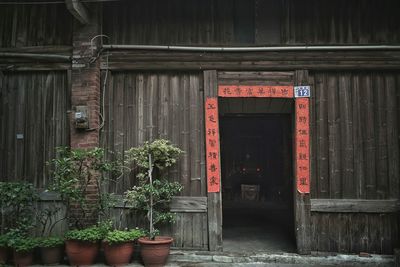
(220, 114), (295, 253)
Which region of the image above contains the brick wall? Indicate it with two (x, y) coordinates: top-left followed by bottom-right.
(69, 7), (102, 228)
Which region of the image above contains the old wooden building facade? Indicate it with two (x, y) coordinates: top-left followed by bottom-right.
(1, 0), (400, 255)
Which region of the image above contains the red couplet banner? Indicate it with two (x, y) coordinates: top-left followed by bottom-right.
(205, 97), (221, 193)
(218, 85), (294, 98)
(295, 98), (310, 194)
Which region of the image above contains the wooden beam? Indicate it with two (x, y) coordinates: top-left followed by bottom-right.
(111, 195), (208, 212)
(100, 50), (400, 71)
(294, 70), (312, 255)
(0, 63), (71, 71)
(39, 191), (61, 201)
(311, 199), (400, 213)
(170, 197), (207, 213)
(65, 0), (89, 25)
(204, 70), (223, 252)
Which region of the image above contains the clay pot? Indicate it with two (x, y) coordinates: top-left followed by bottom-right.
(103, 241), (134, 266)
(13, 249), (33, 267)
(40, 245), (64, 265)
(65, 240), (99, 266)
(0, 246), (9, 264)
(138, 236), (173, 267)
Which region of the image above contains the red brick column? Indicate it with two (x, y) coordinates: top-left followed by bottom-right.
(69, 7), (102, 228)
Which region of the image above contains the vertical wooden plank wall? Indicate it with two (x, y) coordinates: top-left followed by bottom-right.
(0, 72), (70, 188)
(310, 71), (400, 254)
(102, 0), (400, 46)
(0, 4), (72, 47)
(101, 71), (208, 250)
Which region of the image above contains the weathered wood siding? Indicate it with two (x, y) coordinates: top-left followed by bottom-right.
(310, 72), (400, 200)
(103, 0), (400, 46)
(0, 71), (70, 187)
(282, 0), (400, 45)
(311, 213), (399, 254)
(309, 71), (400, 254)
(101, 71), (208, 249)
(0, 3), (73, 47)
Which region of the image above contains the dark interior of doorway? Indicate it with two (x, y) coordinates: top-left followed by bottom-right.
(220, 114), (296, 253)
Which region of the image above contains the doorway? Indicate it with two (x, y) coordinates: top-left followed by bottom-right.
(220, 113), (296, 253)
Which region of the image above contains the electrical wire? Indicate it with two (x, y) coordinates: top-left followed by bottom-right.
(99, 51), (109, 131)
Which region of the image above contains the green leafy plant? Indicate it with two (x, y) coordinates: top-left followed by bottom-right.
(47, 147), (124, 230)
(103, 229), (145, 245)
(0, 234), (9, 247)
(36, 236), (64, 248)
(9, 237), (38, 252)
(64, 224), (110, 243)
(0, 182), (38, 234)
(124, 139), (183, 240)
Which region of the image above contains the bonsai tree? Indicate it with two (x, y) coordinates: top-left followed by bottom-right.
(124, 139), (183, 239)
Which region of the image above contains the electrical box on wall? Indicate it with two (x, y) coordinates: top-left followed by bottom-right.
(74, 106), (89, 129)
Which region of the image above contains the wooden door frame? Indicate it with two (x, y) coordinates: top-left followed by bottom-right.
(204, 70), (311, 254)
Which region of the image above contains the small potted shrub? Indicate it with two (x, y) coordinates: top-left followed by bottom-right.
(8, 235), (38, 267)
(37, 236), (64, 265)
(36, 205), (68, 265)
(103, 228), (144, 266)
(0, 182), (38, 266)
(125, 139), (183, 267)
(64, 225), (108, 266)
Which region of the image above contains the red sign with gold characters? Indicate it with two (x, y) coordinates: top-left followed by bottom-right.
(218, 85), (294, 98)
(205, 97), (221, 193)
(295, 98), (310, 194)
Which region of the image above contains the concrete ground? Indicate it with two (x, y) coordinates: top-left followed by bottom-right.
(26, 251), (395, 267)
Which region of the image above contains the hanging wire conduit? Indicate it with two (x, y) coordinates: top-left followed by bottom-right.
(101, 44), (400, 52)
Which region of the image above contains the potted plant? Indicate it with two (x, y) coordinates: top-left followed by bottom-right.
(47, 147), (124, 265)
(64, 224), (109, 266)
(125, 139), (183, 267)
(35, 204), (68, 265)
(37, 236), (64, 265)
(9, 234), (37, 267)
(0, 182), (38, 266)
(103, 228), (144, 266)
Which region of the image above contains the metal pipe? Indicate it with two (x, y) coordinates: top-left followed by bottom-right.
(0, 52), (71, 61)
(102, 44), (400, 52)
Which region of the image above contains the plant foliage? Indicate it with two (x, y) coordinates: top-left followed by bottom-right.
(9, 237), (38, 252)
(47, 147), (123, 229)
(103, 229), (145, 245)
(0, 234), (9, 247)
(36, 236), (64, 248)
(124, 139), (183, 239)
(0, 182), (38, 234)
(64, 224), (109, 243)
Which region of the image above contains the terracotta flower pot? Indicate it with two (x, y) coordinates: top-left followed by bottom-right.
(13, 249), (33, 267)
(138, 236), (173, 267)
(65, 240), (99, 266)
(0, 246), (9, 264)
(40, 245), (64, 265)
(103, 241), (134, 266)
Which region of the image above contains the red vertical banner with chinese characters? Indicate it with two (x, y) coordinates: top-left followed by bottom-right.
(205, 97), (221, 193)
(295, 98), (310, 194)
